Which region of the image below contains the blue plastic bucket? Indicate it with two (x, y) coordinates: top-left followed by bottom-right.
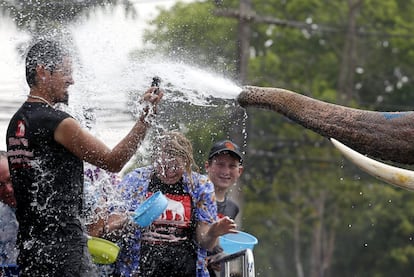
(132, 191), (168, 227)
(219, 231), (258, 254)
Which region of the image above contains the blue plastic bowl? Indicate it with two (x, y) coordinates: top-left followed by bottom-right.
(219, 231), (258, 254)
(132, 191), (168, 227)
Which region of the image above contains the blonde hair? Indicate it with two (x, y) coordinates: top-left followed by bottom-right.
(152, 131), (198, 175)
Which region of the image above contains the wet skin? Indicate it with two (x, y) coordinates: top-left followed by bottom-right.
(0, 157), (16, 208)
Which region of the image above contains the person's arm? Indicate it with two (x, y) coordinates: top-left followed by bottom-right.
(87, 168), (149, 237)
(54, 88), (163, 172)
(196, 216), (238, 250)
(192, 174), (238, 250)
(87, 211), (132, 237)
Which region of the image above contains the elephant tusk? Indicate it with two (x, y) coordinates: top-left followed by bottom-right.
(330, 138), (414, 191)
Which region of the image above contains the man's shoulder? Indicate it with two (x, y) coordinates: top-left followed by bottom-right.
(9, 102), (72, 125)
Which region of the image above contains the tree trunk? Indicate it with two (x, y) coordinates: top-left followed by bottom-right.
(337, 0), (362, 104)
(237, 0), (252, 84)
(321, 207), (337, 277)
(310, 191), (326, 277)
(294, 190), (305, 277)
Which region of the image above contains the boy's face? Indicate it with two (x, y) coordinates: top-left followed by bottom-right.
(206, 153), (243, 191)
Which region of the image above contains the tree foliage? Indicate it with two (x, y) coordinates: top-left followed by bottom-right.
(0, 0), (136, 35)
(143, 1), (238, 79)
(143, 1), (414, 276)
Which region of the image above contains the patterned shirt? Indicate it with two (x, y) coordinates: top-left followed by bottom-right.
(114, 166), (217, 277)
(0, 202), (18, 265)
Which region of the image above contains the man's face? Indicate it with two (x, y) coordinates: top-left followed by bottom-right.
(206, 153), (243, 191)
(48, 57), (74, 104)
(0, 157), (16, 208)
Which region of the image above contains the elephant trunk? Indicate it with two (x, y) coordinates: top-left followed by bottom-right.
(238, 86), (414, 165)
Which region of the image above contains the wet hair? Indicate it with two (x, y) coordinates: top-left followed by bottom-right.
(152, 131), (198, 176)
(25, 40), (69, 87)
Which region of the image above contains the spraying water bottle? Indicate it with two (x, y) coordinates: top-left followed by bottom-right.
(151, 76), (161, 94)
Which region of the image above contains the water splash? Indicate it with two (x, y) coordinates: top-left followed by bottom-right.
(123, 59), (242, 105)
(67, 52), (243, 148)
(70, 56), (242, 109)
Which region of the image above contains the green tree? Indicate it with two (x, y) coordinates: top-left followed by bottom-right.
(142, 1), (239, 80)
(0, 0), (136, 36)
(143, 1), (414, 276)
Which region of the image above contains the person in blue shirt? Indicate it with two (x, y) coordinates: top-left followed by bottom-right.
(0, 150), (18, 266)
(96, 131), (238, 276)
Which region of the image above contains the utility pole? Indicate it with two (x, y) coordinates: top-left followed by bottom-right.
(337, 0), (362, 105)
(237, 0), (252, 85)
(214, 0), (255, 84)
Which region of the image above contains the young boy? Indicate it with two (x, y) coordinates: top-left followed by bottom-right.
(205, 140), (244, 220)
(205, 140), (244, 276)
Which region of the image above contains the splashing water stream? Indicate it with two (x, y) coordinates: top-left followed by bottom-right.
(69, 51), (243, 145)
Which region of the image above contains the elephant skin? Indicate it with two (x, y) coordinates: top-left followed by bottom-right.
(237, 86), (414, 165)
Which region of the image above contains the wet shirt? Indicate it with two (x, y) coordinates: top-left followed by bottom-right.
(0, 202), (18, 265)
(217, 197), (239, 220)
(6, 102), (87, 275)
(207, 197), (239, 276)
(114, 166), (218, 277)
(137, 176), (197, 276)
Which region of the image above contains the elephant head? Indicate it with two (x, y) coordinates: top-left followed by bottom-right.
(237, 86), (414, 190)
